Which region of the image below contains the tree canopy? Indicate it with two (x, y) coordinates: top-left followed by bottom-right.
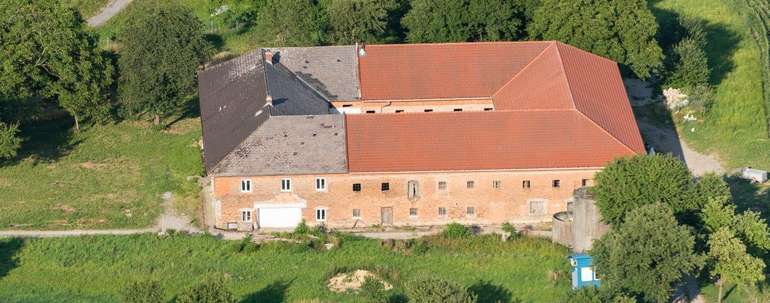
(117, 2), (210, 125)
(708, 227), (765, 303)
(402, 0), (524, 43)
(322, 0), (398, 44)
(257, 0), (326, 46)
(593, 203), (701, 302)
(528, 0), (663, 79)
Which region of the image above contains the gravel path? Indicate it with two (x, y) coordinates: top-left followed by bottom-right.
(87, 0), (133, 27)
(638, 121), (725, 176)
(0, 192), (200, 238)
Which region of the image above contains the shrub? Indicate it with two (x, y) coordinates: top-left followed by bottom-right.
(176, 280), (237, 303)
(406, 277), (477, 303)
(122, 280), (164, 303)
(442, 223), (472, 238)
(294, 219), (309, 235)
(0, 122), (21, 160)
(501, 222), (520, 240)
(360, 276), (389, 303)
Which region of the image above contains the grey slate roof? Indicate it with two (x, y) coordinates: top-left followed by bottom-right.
(210, 115), (348, 176)
(198, 49), (270, 171)
(265, 62), (331, 116)
(265, 46), (359, 100)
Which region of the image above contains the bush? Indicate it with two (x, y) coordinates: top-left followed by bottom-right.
(501, 222), (520, 240)
(176, 280), (237, 303)
(442, 223), (472, 238)
(294, 219), (309, 235)
(122, 280), (164, 303)
(406, 277), (477, 303)
(667, 37), (710, 91)
(0, 122), (21, 160)
(360, 276), (389, 303)
(562, 287), (636, 303)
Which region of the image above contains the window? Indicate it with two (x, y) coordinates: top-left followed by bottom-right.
(281, 178), (292, 192)
(381, 182), (390, 192)
(240, 179), (252, 192)
(352, 209), (361, 219)
(353, 183), (361, 192)
(407, 180), (420, 200)
(409, 208), (418, 217)
(529, 200), (546, 216)
(342, 104), (352, 107)
(483, 108), (494, 111)
(453, 108), (463, 112)
(466, 181), (475, 189)
(366, 110), (376, 114)
(466, 207), (475, 217)
(424, 109), (433, 112)
(552, 179), (560, 188)
(315, 208), (327, 221)
(240, 209), (252, 222)
(522, 180), (531, 189)
(581, 179), (590, 187)
(315, 177), (326, 191)
(395, 109), (404, 113)
(437, 181), (447, 191)
(492, 180), (502, 189)
(438, 207), (447, 217)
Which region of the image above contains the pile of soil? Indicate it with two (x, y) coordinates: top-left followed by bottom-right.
(327, 270), (393, 293)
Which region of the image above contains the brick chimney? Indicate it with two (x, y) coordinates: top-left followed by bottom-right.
(264, 50), (274, 64)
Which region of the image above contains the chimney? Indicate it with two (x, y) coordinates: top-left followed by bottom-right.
(266, 95), (273, 107)
(264, 50), (274, 64)
(357, 43), (366, 57)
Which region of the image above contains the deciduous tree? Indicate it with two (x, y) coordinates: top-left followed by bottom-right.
(323, 0), (398, 44)
(0, 123), (21, 160)
(402, 0), (524, 42)
(708, 227), (765, 303)
(257, 0), (325, 46)
(528, 0), (663, 79)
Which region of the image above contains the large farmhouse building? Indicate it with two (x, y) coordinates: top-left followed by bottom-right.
(198, 41), (644, 231)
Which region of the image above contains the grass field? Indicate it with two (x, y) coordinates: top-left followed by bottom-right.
(651, 0), (770, 170)
(0, 119), (203, 230)
(0, 234), (571, 303)
(66, 0), (109, 18)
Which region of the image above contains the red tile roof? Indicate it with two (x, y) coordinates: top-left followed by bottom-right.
(346, 41), (644, 172)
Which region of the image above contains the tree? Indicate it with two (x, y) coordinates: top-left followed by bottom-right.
(257, 0), (325, 46)
(666, 38), (710, 90)
(402, 0), (524, 43)
(122, 280), (164, 303)
(527, 0), (662, 79)
(323, 0), (397, 44)
(701, 198), (770, 252)
(593, 203), (700, 302)
(0, 1), (113, 130)
(405, 277), (477, 303)
(177, 280), (237, 303)
(708, 227), (765, 303)
(593, 155), (697, 225)
(0, 122), (22, 160)
(118, 2), (210, 125)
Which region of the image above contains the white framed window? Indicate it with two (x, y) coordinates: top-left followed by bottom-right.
(409, 208), (418, 217)
(315, 177), (327, 191)
(315, 208), (327, 221)
(352, 209), (361, 219)
(466, 180), (475, 189)
(437, 181), (447, 191)
(240, 209), (252, 222)
(240, 179), (252, 192)
(281, 178), (292, 192)
(438, 207), (447, 217)
(407, 180), (419, 200)
(466, 207), (476, 217)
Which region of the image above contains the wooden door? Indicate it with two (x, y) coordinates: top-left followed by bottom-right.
(381, 207), (393, 225)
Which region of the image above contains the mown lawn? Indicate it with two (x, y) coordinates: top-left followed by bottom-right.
(0, 119), (203, 230)
(651, 0), (770, 170)
(0, 234), (571, 303)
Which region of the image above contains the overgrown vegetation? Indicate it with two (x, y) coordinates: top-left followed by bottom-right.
(0, 233), (571, 302)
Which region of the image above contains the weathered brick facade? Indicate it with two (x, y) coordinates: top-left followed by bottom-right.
(212, 168), (597, 230)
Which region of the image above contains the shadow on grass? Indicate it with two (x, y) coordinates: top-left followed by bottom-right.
(0, 238), (24, 279)
(1, 118), (78, 168)
(469, 280), (521, 303)
(726, 176), (769, 217)
(241, 279), (292, 303)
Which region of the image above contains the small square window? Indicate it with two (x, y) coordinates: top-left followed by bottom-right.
(552, 180), (560, 188)
(581, 179), (590, 187)
(352, 209), (361, 219)
(424, 109), (433, 112)
(453, 108), (463, 112)
(483, 108), (493, 111)
(466, 207), (475, 216)
(240, 210), (252, 222)
(240, 179), (252, 192)
(281, 178), (292, 192)
(522, 180), (531, 189)
(409, 208), (418, 217)
(353, 183), (362, 192)
(381, 182), (390, 191)
(316, 208), (327, 221)
(366, 110), (376, 114)
(395, 109), (404, 113)
(438, 207), (447, 217)
(492, 180), (502, 189)
(438, 181), (447, 191)
(466, 181), (475, 189)
(315, 177), (327, 191)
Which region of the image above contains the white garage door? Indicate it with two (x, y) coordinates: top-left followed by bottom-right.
(258, 207), (302, 228)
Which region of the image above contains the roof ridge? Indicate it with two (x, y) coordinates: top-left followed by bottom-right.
(491, 42), (557, 98)
(553, 43), (578, 110)
(365, 41), (556, 48)
(573, 109), (640, 155)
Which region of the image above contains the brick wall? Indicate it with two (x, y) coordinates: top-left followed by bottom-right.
(212, 169), (597, 229)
